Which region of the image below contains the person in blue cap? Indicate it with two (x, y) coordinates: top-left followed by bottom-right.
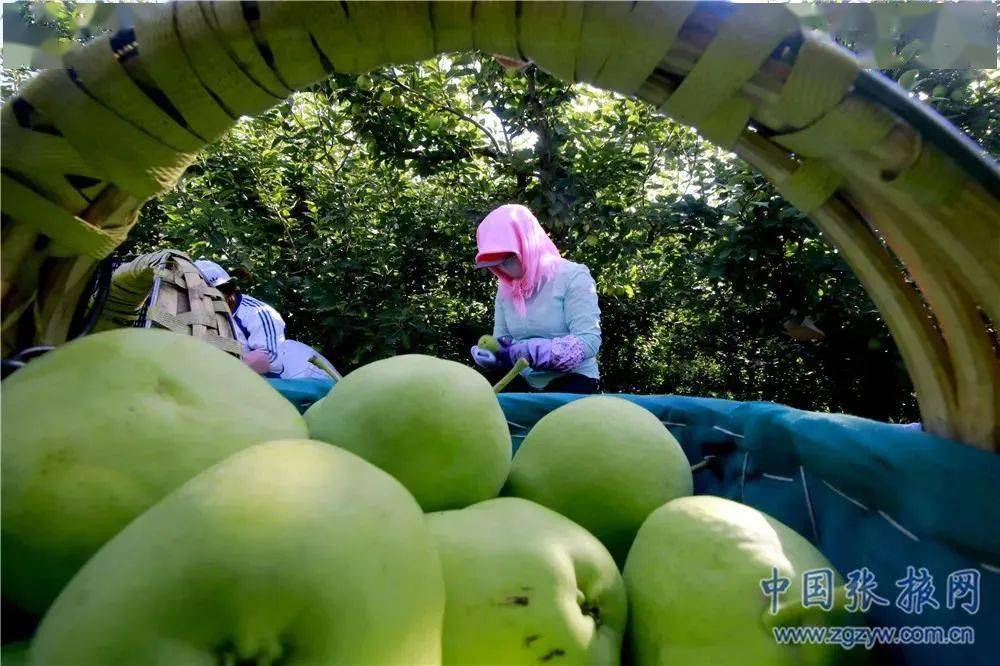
(195, 260), (287, 376)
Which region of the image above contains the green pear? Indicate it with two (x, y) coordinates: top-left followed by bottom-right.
(31, 440), (445, 665)
(305, 354), (511, 511)
(624, 496), (851, 665)
(428, 497), (627, 665)
(1, 329), (307, 613)
(478, 334), (501, 352)
(504, 396), (692, 563)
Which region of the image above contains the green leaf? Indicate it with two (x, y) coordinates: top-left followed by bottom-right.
(898, 69), (919, 90)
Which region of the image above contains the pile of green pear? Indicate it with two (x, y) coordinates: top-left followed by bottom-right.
(2, 329), (855, 665)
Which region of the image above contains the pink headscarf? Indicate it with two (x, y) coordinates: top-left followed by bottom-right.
(475, 204), (562, 317)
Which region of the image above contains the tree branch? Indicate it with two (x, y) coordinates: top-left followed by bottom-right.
(289, 95), (347, 176)
(376, 72), (507, 159)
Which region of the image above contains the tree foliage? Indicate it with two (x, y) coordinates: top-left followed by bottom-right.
(6, 33), (993, 421)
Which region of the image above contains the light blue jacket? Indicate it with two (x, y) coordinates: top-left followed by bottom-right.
(493, 259), (601, 388)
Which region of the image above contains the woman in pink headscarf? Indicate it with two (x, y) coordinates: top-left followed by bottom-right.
(470, 204), (602, 393)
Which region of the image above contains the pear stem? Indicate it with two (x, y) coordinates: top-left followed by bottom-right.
(493, 358), (529, 393)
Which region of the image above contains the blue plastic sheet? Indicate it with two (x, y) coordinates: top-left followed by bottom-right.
(270, 380), (998, 664)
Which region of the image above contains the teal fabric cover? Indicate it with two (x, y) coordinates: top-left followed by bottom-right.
(266, 377), (335, 413)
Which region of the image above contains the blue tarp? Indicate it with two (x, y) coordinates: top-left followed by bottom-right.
(266, 377), (336, 413)
(271, 380), (999, 664)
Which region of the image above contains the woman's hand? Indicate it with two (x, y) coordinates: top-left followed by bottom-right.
(471, 336), (513, 369)
(472, 335), (585, 374)
(500, 336), (586, 373)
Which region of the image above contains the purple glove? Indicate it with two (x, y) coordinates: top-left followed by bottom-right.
(470, 345), (507, 370)
(499, 335), (586, 373)
(471, 335), (513, 370)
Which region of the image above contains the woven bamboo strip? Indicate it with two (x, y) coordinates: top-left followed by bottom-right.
(844, 181), (999, 450)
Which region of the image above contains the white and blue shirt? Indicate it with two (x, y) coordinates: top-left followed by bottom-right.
(231, 293), (286, 375)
